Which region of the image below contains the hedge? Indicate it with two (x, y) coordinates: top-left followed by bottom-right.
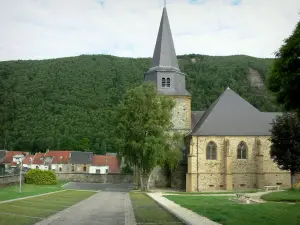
(25, 169), (57, 185)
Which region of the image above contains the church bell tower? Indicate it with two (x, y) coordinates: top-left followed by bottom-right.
(144, 6), (191, 134)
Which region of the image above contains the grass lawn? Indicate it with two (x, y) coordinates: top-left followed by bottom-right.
(0, 190), (95, 225)
(261, 189), (300, 202)
(165, 195), (300, 225)
(165, 189), (259, 195)
(130, 192), (183, 225)
(0, 182), (67, 201)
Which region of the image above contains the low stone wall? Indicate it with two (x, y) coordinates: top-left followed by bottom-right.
(0, 175), (24, 185)
(56, 173), (133, 183)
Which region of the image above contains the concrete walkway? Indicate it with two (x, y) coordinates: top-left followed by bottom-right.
(147, 192), (221, 225)
(35, 191), (136, 225)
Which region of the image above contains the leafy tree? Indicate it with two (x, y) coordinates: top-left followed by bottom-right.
(270, 112), (300, 186)
(267, 20), (300, 114)
(77, 138), (90, 152)
(114, 82), (175, 191)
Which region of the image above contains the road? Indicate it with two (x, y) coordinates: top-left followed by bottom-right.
(35, 182), (136, 225)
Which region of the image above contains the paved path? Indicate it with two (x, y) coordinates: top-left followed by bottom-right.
(147, 192), (220, 225)
(63, 182), (134, 192)
(35, 191), (136, 225)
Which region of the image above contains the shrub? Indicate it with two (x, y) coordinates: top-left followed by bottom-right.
(25, 169), (57, 185)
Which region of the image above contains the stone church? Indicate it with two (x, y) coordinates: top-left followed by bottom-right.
(144, 6), (291, 192)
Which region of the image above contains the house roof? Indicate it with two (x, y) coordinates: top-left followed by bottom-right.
(32, 153), (45, 165)
(23, 155), (34, 164)
(69, 151), (93, 164)
(92, 155), (120, 173)
(3, 151), (28, 163)
(44, 151), (71, 164)
(190, 88), (281, 136)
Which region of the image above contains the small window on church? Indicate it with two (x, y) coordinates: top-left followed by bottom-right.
(206, 141), (217, 160)
(237, 141), (247, 159)
(162, 78), (166, 87)
(166, 78), (170, 87)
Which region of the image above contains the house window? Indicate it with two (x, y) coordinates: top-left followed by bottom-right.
(96, 169), (100, 174)
(237, 141), (247, 159)
(59, 167), (62, 172)
(83, 166), (87, 172)
(206, 141), (217, 160)
(162, 78), (166, 87)
(71, 165), (75, 172)
(105, 169), (109, 174)
(166, 78), (170, 87)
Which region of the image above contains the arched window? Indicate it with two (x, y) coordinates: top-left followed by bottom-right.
(206, 141), (217, 160)
(162, 78), (166, 87)
(237, 141), (247, 159)
(166, 78), (171, 87)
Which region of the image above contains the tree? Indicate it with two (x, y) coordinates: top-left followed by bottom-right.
(77, 138), (90, 152)
(270, 112), (300, 186)
(267, 20), (300, 114)
(114, 82), (176, 191)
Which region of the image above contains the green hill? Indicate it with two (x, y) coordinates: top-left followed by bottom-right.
(0, 54), (279, 153)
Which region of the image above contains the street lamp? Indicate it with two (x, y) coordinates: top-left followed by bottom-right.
(17, 159), (23, 193)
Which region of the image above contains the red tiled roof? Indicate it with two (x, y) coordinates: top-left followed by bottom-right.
(32, 153), (45, 165)
(23, 155), (34, 164)
(92, 155), (120, 173)
(4, 151), (28, 163)
(44, 151), (71, 164)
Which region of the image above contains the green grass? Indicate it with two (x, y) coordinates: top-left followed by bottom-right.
(130, 192), (183, 225)
(261, 189), (300, 202)
(165, 189), (259, 195)
(0, 182), (66, 201)
(166, 195), (300, 225)
(0, 190), (95, 225)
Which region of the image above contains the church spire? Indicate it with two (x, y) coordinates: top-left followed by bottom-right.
(151, 6), (179, 69)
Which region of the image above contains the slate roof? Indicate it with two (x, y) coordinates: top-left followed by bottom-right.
(69, 151), (93, 164)
(191, 111), (205, 130)
(190, 88), (282, 136)
(151, 7), (179, 70)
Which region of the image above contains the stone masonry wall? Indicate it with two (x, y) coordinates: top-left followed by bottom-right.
(56, 173), (133, 183)
(186, 136), (291, 192)
(171, 97), (191, 132)
(0, 175), (24, 185)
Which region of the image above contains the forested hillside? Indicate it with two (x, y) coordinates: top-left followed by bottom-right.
(0, 54), (280, 153)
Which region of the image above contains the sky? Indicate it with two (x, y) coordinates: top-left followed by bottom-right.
(0, 0), (299, 61)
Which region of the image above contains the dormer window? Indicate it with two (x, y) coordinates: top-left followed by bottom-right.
(166, 78), (170, 87)
(162, 78), (166, 87)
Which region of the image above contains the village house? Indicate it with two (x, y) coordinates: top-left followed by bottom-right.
(43, 150), (71, 172)
(89, 154), (121, 174)
(68, 151), (93, 173)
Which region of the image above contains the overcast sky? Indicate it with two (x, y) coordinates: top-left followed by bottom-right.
(0, 0), (299, 61)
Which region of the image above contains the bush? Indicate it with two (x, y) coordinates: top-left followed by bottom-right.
(25, 169), (57, 185)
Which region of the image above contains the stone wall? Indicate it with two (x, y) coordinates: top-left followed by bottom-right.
(56, 173), (133, 183)
(171, 97), (191, 132)
(186, 136), (291, 192)
(0, 175), (24, 185)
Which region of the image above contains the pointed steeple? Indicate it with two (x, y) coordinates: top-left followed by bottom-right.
(151, 7), (179, 70)
(144, 6), (190, 97)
